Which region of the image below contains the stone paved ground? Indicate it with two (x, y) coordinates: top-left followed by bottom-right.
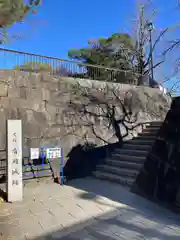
(0, 177), (180, 240)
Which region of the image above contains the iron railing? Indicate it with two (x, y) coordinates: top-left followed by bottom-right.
(0, 47), (143, 85)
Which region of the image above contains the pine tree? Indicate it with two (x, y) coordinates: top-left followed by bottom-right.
(0, 0), (41, 43)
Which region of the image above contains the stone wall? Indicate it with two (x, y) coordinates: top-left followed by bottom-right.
(132, 97), (180, 212)
(0, 70), (171, 158)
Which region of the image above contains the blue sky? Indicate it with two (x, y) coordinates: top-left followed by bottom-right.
(5, 0), (137, 59)
(1, 0), (180, 90)
(4, 0), (179, 59)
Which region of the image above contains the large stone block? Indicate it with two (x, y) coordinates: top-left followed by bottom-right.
(25, 111), (48, 138)
(42, 88), (50, 101)
(13, 74), (30, 87)
(0, 150), (6, 159)
(0, 132), (6, 150)
(19, 86), (27, 99)
(0, 98), (10, 108)
(9, 99), (33, 111)
(0, 70), (15, 83)
(25, 138), (41, 149)
(42, 125), (61, 138)
(31, 101), (45, 112)
(26, 87), (42, 100)
(0, 109), (7, 130)
(8, 86), (20, 98)
(42, 81), (60, 91)
(23, 122), (44, 139)
(40, 72), (53, 82)
(51, 91), (71, 104)
(55, 113), (64, 124)
(40, 138), (61, 148)
(28, 72), (41, 86)
(0, 83), (8, 97)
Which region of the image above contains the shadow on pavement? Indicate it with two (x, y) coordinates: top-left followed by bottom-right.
(32, 178), (180, 240)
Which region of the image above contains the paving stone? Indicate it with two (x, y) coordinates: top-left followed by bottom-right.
(86, 221), (123, 240)
(28, 202), (50, 215)
(59, 228), (100, 240)
(56, 198), (96, 221)
(1, 178), (180, 239)
(64, 218), (98, 236)
(64, 195), (105, 216)
(48, 207), (78, 229)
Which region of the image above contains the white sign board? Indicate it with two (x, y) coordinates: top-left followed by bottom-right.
(7, 120), (23, 202)
(46, 148), (61, 159)
(30, 148), (39, 160)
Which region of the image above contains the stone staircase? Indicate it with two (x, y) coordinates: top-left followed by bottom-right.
(93, 121), (163, 187)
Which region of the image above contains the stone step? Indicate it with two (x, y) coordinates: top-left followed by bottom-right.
(143, 127), (159, 132)
(114, 149), (148, 157)
(146, 122), (162, 127)
(106, 159), (143, 170)
(92, 121), (162, 187)
(93, 171), (134, 187)
(142, 126), (160, 132)
(136, 135), (156, 140)
(138, 131), (158, 137)
(128, 138), (154, 145)
(147, 120), (163, 124)
(111, 153), (146, 163)
(139, 131), (158, 137)
(123, 143), (151, 151)
(96, 165), (139, 178)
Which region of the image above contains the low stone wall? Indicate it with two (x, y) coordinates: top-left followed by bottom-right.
(0, 70), (171, 158)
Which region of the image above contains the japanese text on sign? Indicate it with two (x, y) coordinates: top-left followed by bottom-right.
(12, 133), (16, 142)
(12, 159), (18, 164)
(12, 169), (19, 175)
(12, 133), (18, 159)
(7, 120), (23, 202)
(12, 180), (19, 185)
(12, 148), (18, 155)
(11, 132), (20, 185)
(46, 148), (61, 159)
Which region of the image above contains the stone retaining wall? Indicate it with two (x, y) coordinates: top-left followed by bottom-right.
(0, 70), (171, 158)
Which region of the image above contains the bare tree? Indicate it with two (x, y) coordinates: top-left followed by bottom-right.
(129, 0), (180, 88)
(61, 81), (166, 145)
